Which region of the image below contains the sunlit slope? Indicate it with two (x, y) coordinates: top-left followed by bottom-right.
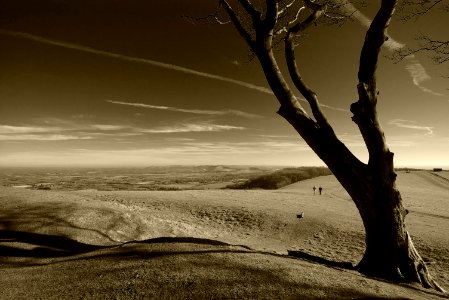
(280, 173), (351, 201)
(282, 171), (449, 216)
(396, 171), (449, 218)
(281, 171), (449, 247)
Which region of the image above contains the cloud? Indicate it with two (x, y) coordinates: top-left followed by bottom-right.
(0, 120), (244, 142)
(0, 143), (307, 167)
(136, 123), (245, 133)
(90, 124), (127, 130)
(337, 1), (443, 97)
(0, 125), (61, 134)
(106, 100), (261, 118)
(0, 29), (347, 113)
(0, 134), (93, 141)
(405, 61), (431, 85)
(0, 125), (93, 140)
(389, 119), (433, 135)
(404, 59), (444, 96)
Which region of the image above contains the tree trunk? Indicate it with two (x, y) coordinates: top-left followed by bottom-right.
(336, 166), (446, 292)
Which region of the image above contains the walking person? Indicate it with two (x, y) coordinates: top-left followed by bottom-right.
(319, 186), (322, 195)
(313, 186), (316, 195)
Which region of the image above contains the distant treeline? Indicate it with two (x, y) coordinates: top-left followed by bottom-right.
(226, 167), (331, 190)
(395, 168), (425, 171)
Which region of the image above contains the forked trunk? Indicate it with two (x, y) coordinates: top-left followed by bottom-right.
(220, 0), (446, 292)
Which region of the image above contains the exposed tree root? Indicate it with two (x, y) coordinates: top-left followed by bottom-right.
(357, 231), (446, 293)
(400, 232), (446, 293)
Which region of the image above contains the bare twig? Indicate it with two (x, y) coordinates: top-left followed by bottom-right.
(278, 0), (298, 16)
(399, 0), (446, 20)
(393, 35), (449, 64)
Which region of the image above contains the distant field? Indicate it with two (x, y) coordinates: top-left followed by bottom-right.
(0, 166), (279, 191)
(0, 166), (331, 192)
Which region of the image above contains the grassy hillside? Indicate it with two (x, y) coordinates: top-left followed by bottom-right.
(1, 169), (448, 299)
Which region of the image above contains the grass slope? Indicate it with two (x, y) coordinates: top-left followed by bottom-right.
(0, 170), (448, 299)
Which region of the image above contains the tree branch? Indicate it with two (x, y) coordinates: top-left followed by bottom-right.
(284, 3), (333, 130)
(237, 0), (262, 23)
(352, 0), (398, 164)
(274, 5), (306, 37)
(278, 0), (298, 16)
(358, 0), (397, 92)
(220, 0), (366, 188)
(264, 0), (279, 33)
(220, 0), (255, 47)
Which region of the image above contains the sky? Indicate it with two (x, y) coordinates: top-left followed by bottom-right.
(0, 0), (448, 168)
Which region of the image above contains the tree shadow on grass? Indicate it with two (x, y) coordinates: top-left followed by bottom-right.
(0, 200), (154, 247)
(0, 230), (106, 258)
(287, 249), (354, 270)
(0, 198), (445, 299)
(0, 231), (252, 262)
(0, 231), (445, 299)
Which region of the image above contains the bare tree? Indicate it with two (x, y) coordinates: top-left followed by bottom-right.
(216, 0), (445, 292)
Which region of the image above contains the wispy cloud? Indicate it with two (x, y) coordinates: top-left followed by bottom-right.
(0, 134), (93, 141)
(404, 61), (444, 96)
(0, 125), (61, 134)
(389, 119), (433, 135)
(0, 125), (90, 141)
(0, 142), (312, 166)
(90, 124), (127, 130)
(405, 61), (431, 85)
(338, 1), (443, 97)
(106, 100), (261, 118)
(136, 123), (245, 133)
(0, 120), (244, 142)
(0, 124), (95, 141)
(0, 29), (347, 113)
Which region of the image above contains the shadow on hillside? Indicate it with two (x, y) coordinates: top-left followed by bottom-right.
(0, 200), (445, 299)
(287, 249), (354, 270)
(0, 201), (148, 245)
(0, 230), (105, 258)
(0, 229), (239, 258)
(0, 231), (445, 300)
(0, 231), (249, 261)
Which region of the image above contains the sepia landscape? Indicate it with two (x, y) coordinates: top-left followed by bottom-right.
(1, 0), (448, 299)
(1, 167), (448, 299)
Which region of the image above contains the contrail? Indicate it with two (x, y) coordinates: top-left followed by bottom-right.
(0, 29), (272, 94)
(389, 119), (433, 135)
(0, 29), (348, 112)
(105, 100), (261, 118)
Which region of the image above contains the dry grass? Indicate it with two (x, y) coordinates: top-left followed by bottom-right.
(0, 170), (448, 299)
